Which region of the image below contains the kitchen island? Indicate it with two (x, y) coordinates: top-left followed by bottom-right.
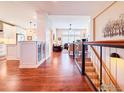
(19, 41), (46, 68)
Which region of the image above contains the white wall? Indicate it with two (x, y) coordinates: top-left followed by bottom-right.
(37, 14), (47, 42)
(36, 13), (52, 60)
(45, 15), (52, 58)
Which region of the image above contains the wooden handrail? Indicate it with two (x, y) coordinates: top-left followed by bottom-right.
(84, 40), (124, 48)
(87, 40), (124, 43)
(90, 46), (121, 91)
(85, 40), (124, 43)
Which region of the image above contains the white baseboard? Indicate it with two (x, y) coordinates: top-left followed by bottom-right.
(46, 56), (50, 60)
(19, 56), (50, 68)
(19, 64), (38, 68)
(7, 57), (20, 61)
(36, 56), (50, 67)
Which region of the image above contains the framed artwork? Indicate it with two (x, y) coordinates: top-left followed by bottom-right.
(16, 33), (25, 41)
(103, 14), (124, 38)
(27, 36), (32, 41)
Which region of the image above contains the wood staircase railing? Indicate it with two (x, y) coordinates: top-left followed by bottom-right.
(82, 40), (124, 91)
(90, 45), (121, 91)
(73, 40), (123, 91)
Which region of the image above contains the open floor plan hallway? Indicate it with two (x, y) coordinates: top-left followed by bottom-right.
(0, 50), (92, 91)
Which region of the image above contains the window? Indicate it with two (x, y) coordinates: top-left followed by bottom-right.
(56, 29), (88, 46)
(61, 30), (83, 45)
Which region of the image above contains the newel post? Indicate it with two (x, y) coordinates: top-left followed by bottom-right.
(82, 39), (86, 75)
(73, 41), (75, 59)
(100, 46), (103, 91)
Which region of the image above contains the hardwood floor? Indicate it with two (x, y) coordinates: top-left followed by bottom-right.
(0, 50), (93, 91)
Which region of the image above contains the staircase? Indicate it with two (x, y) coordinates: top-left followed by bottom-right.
(85, 58), (100, 90)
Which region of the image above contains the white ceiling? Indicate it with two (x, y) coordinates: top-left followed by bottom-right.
(0, 1), (113, 29)
(23, 1), (113, 29)
(49, 15), (90, 29)
(24, 1), (113, 16)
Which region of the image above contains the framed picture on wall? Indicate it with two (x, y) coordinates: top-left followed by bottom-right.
(27, 36), (32, 41)
(16, 33), (25, 41)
